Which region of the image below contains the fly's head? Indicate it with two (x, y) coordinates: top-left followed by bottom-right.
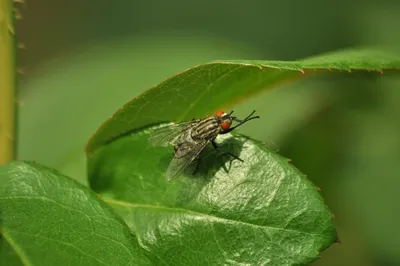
(215, 110), (233, 132)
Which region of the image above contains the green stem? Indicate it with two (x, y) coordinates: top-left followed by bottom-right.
(0, 0), (17, 165)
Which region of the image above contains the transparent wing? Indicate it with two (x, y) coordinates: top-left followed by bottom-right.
(166, 139), (209, 181)
(148, 121), (197, 147)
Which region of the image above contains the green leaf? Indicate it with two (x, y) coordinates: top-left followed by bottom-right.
(17, 35), (259, 178)
(88, 128), (338, 266)
(0, 161), (151, 266)
(86, 48), (400, 155)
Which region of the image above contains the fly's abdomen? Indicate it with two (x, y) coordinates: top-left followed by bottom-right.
(191, 117), (220, 141)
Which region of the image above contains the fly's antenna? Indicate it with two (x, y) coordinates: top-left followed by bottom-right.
(220, 110), (260, 134)
(232, 110), (259, 123)
(221, 110), (234, 120)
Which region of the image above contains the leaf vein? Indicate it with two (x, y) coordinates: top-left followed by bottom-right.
(105, 199), (331, 240)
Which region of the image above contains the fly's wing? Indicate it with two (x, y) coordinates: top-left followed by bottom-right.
(148, 121), (197, 147)
(166, 139), (208, 181)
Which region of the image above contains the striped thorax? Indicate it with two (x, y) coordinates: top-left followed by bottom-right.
(191, 111), (233, 141)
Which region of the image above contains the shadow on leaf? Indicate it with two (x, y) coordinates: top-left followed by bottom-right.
(88, 130), (249, 208)
(173, 135), (247, 207)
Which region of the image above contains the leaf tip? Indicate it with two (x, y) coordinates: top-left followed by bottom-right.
(316, 186), (322, 192)
(85, 94), (144, 155)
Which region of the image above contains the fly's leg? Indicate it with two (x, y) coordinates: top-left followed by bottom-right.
(211, 140), (244, 162)
(172, 145), (177, 156)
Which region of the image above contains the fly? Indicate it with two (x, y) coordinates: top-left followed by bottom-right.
(149, 110), (260, 181)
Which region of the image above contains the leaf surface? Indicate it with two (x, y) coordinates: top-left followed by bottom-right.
(0, 161), (151, 266)
(86, 48), (400, 155)
(88, 128), (338, 265)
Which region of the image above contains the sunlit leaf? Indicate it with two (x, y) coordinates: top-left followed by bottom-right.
(88, 129), (338, 265)
(86, 48), (400, 155)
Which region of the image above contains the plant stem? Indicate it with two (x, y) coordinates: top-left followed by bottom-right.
(0, 0), (17, 165)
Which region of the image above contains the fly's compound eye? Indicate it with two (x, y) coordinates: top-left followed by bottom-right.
(220, 121), (231, 131)
(215, 110), (225, 118)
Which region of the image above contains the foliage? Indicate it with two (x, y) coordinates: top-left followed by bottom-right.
(2, 48), (400, 265)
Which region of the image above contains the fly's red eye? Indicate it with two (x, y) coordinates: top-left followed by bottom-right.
(215, 110), (225, 118)
(220, 121), (231, 131)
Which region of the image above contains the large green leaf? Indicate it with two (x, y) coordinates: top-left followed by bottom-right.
(88, 128), (338, 266)
(86, 48), (400, 155)
(0, 161), (151, 266)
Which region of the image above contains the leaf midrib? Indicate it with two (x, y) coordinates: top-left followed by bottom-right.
(104, 198), (330, 240)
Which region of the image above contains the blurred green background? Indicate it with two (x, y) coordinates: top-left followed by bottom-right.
(15, 1), (400, 265)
